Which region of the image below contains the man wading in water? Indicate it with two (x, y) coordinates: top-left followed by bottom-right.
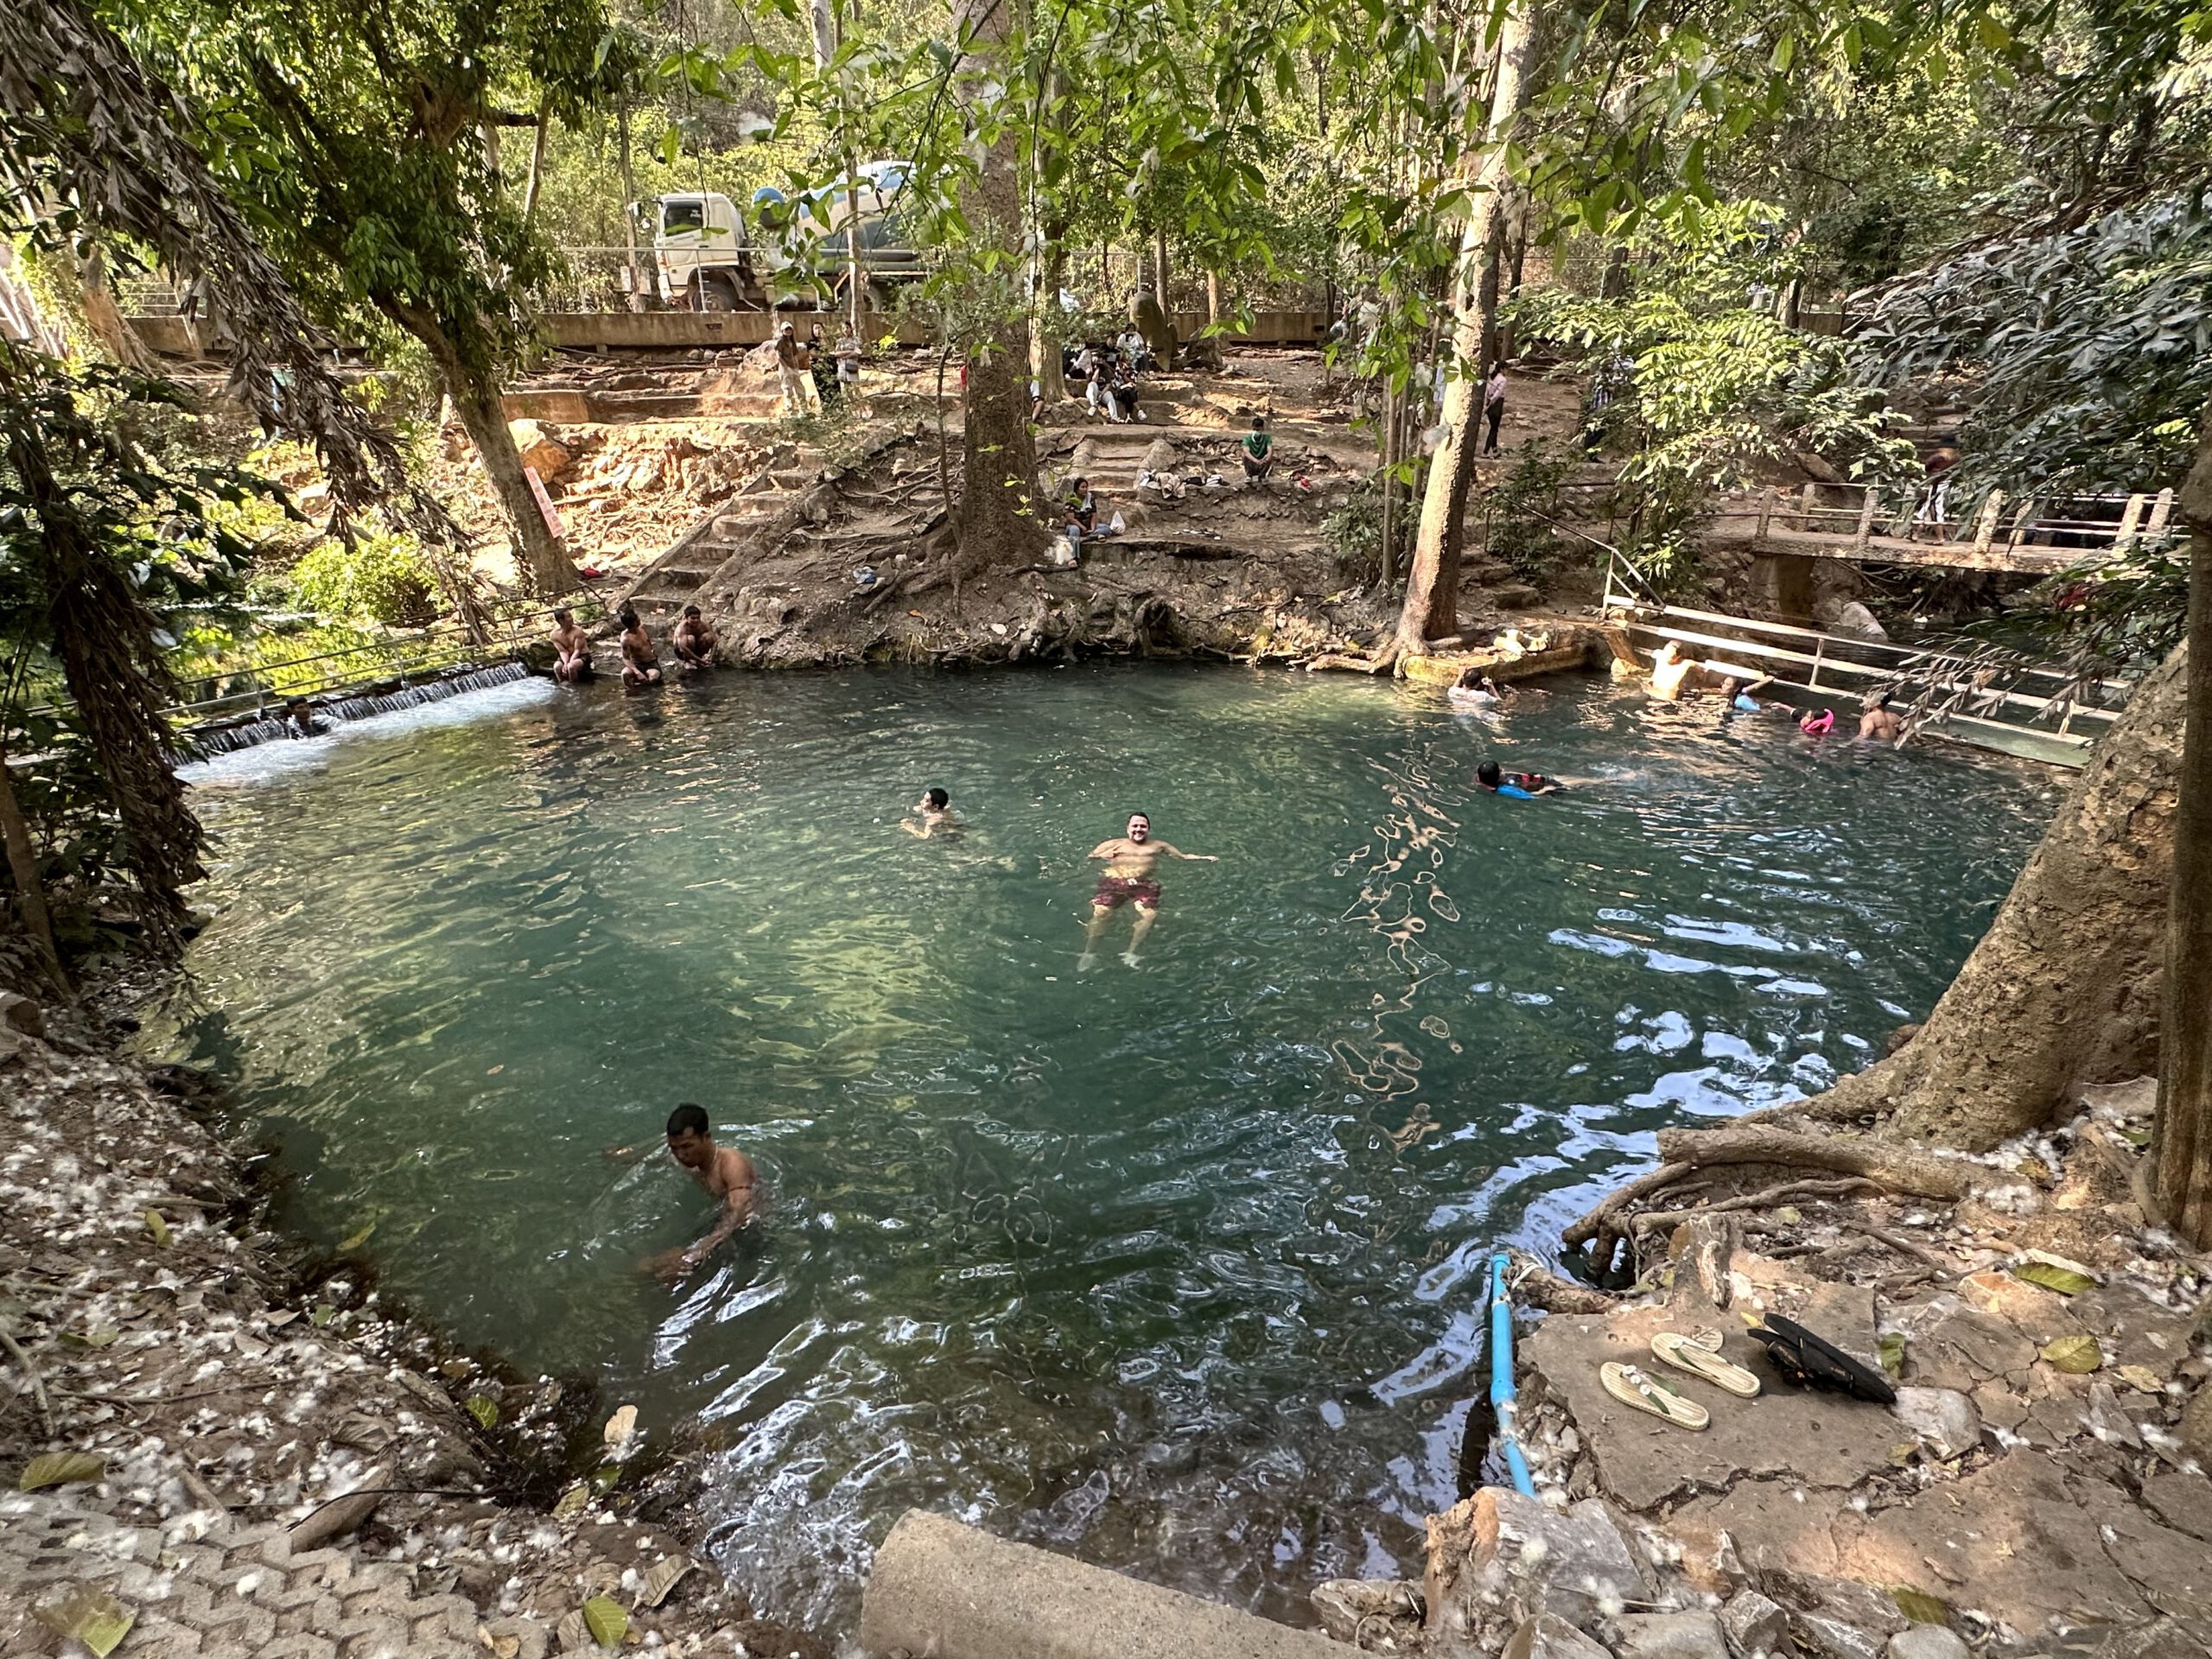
(1079, 812), (1217, 970)
(645, 1103), (757, 1284)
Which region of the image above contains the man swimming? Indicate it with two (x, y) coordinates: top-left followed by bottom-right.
(671, 604), (720, 670)
(1477, 760), (1560, 798)
(619, 607), (663, 688)
(1859, 690), (1904, 743)
(1079, 812), (1217, 969)
(899, 786), (961, 839)
(647, 1103), (758, 1284)
(550, 607), (594, 683)
(1649, 639), (1694, 701)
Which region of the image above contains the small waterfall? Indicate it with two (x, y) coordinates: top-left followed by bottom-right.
(184, 661), (535, 760)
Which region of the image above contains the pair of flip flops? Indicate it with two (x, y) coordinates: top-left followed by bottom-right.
(1602, 1329), (1763, 1432)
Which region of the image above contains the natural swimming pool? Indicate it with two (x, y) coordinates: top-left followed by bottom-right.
(169, 664), (2051, 1630)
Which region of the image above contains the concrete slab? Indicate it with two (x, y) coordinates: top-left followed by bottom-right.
(858, 1510), (1345, 1659)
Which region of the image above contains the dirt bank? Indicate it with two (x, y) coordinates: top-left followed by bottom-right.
(0, 991), (828, 1659)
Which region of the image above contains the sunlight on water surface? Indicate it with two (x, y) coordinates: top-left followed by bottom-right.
(168, 664), (2051, 1630)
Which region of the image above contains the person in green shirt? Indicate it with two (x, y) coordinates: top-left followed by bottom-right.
(1241, 416), (1274, 484)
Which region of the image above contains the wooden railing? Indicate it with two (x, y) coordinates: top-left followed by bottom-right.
(1712, 481), (2178, 565)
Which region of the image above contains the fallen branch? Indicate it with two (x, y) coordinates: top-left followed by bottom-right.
(0, 1320), (54, 1435)
(1654, 1124), (1984, 1201)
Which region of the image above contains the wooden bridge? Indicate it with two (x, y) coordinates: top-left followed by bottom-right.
(1703, 480), (2179, 577)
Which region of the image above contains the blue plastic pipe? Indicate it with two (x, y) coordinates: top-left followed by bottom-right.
(1488, 1251), (1536, 1496)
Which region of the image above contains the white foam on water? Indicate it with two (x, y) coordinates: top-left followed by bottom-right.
(179, 675), (559, 788)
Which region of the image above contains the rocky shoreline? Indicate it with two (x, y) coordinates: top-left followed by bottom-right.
(0, 990), (827, 1659)
(1313, 1081), (2212, 1659)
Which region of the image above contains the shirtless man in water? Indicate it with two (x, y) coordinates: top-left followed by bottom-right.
(646, 1103), (757, 1284)
(1079, 812), (1217, 970)
(619, 607), (663, 688)
(1859, 690), (1905, 744)
(550, 607), (594, 683)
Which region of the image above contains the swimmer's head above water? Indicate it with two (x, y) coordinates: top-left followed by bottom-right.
(919, 787), (950, 812)
(1476, 761), (1502, 788)
(1126, 813), (1150, 842)
(665, 1102), (714, 1169)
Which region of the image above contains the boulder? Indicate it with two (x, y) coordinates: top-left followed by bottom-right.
(1890, 1388), (1981, 1460)
(2180, 1382), (2212, 1471)
(508, 417), (572, 481)
(1719, 1590), (1791, 1658)
(1427, 1488), (1649, 1648)
(1503, 1614), (1617, 1659)
(0, 991), (45, 1037)
(1885, 1630), (1967, 1659)
(1614, 1611), (1730, 1659)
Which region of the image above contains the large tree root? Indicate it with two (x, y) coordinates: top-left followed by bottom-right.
(1653, 1124), (1986, 1201)
(1561, 1124), (1990, 1274)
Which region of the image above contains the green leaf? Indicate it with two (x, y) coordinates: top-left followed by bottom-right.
(554, 1482), (590, 1518)
(1975, 12), (2012, 50)
(582, 1594), (629, 1650)
(338, 1220), (377, 1253)
(2013, 1262), (2095, 1296)
(143, 1209), (170, 1248)
(2041, 1333), (2103, 1374)
(1878, 1334), (1906, 1378)
(309, 1303), (337, 1327)
(33, 1586), (135, 1657)
(21, 1451), (107, 1491)
(1891, 1587), (1951, 1625)
(466, 1395), (499, 1429)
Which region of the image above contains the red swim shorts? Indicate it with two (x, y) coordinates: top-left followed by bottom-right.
(1092, 874), (1161, 911)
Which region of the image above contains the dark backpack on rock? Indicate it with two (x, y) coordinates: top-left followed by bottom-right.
(1748, 1314), (1897, 1404)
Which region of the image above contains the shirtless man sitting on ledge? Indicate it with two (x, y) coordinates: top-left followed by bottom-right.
(1079, 811), (1217, 971)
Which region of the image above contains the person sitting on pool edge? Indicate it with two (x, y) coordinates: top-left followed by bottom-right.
(550, 607), (594, 683)
(620, 606), (664, 689)
(648, 1103), (759, 1284)
(899, 786), (962, 839)
(1079, 811), (1218, 970)
(671, 604), (720, 670)
(1477, 760), (1560, 798)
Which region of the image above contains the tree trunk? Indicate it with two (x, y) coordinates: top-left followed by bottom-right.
(617, 102), (644, 309)
(1798, 646), (2185, 1149)
(1391, 0), (1535, 663)
(521, 96), (551, 227)
(1, 378), (200, 948)
(1034, 227), (1068, 407)
(1152, 226), (1173, 318)
(952, 0), (1044, 567)
(76, 245), (154, 372)
(2154, 398), (2212, 1246)
(1206, 268), (1223, 328)
(0, 745), (67, 994)
(399, 311), (572, 595)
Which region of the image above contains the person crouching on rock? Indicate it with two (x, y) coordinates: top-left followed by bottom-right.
(620, 606), (664, 688)
(1242, 416), (1274, 485)
(672, 604), (720, 670)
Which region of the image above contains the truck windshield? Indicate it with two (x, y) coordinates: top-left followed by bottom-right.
(662, 200), (706, 236)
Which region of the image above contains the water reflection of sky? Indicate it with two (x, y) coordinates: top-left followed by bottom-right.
(163, 664), (2052, 1634)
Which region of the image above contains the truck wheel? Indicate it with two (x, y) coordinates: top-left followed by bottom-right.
(693, 274), (737, 313)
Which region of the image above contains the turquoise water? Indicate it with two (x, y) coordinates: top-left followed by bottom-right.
(171, 665), (2050, 1630)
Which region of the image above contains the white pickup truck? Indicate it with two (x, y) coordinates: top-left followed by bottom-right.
(643, 161), (925, 311)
